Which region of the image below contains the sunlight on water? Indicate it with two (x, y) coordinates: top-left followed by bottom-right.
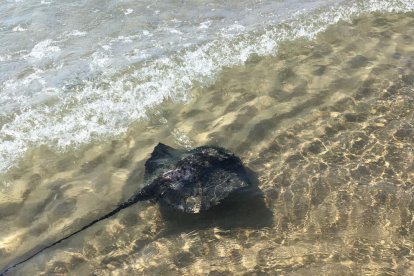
(0, 10), (413, 275)
(1, 0), (414, 174)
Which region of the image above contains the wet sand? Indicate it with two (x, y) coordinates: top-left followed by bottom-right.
(1, 11), (414, 275)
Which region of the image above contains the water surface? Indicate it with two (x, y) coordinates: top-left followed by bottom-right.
(1, 1), (414, 275)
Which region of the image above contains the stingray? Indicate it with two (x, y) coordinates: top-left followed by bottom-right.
(1, 143), (253, 275)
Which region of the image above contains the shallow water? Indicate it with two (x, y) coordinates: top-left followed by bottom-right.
(1, 9), (414, 276)
(0, 0), (336, 174)
(1, 0), (414, 174)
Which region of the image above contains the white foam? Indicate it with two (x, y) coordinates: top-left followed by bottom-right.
(166, 28), (183, 35)
(199, 21), (212, 29)
(67, 30), (87, 37)
(1, 0), (414, 174)
(118, 36), (133, 43)
(124, 8), (133, 15)
(27, 39), (60, 60)
(101, 45), (111, 51)
(0, 55), (10, 62)
(12, 25), (26, 32)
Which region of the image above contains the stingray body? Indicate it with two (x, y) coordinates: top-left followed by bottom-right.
(140, 143), (251, 213)
(1, 143), (251, 275)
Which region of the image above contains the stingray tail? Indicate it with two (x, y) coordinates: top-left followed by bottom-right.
(0, 190), (151, 275)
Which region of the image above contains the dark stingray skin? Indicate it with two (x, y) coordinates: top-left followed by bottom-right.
(142, 143), (251, 213)
(1, 143), (252, 275)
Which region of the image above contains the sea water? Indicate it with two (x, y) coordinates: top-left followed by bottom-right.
(1, 0), (414, 275)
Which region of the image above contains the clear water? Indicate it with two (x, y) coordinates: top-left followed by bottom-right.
(1, 0), (413, 174)
(1, 0), (414, 275)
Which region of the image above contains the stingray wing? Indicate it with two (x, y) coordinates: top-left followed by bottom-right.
(159, 168), (251, 213)
(202, 168), (250, 210)
(144, 143), (183, 181)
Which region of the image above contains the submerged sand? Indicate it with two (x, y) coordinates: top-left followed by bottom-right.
(1, 12), (414, 275)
